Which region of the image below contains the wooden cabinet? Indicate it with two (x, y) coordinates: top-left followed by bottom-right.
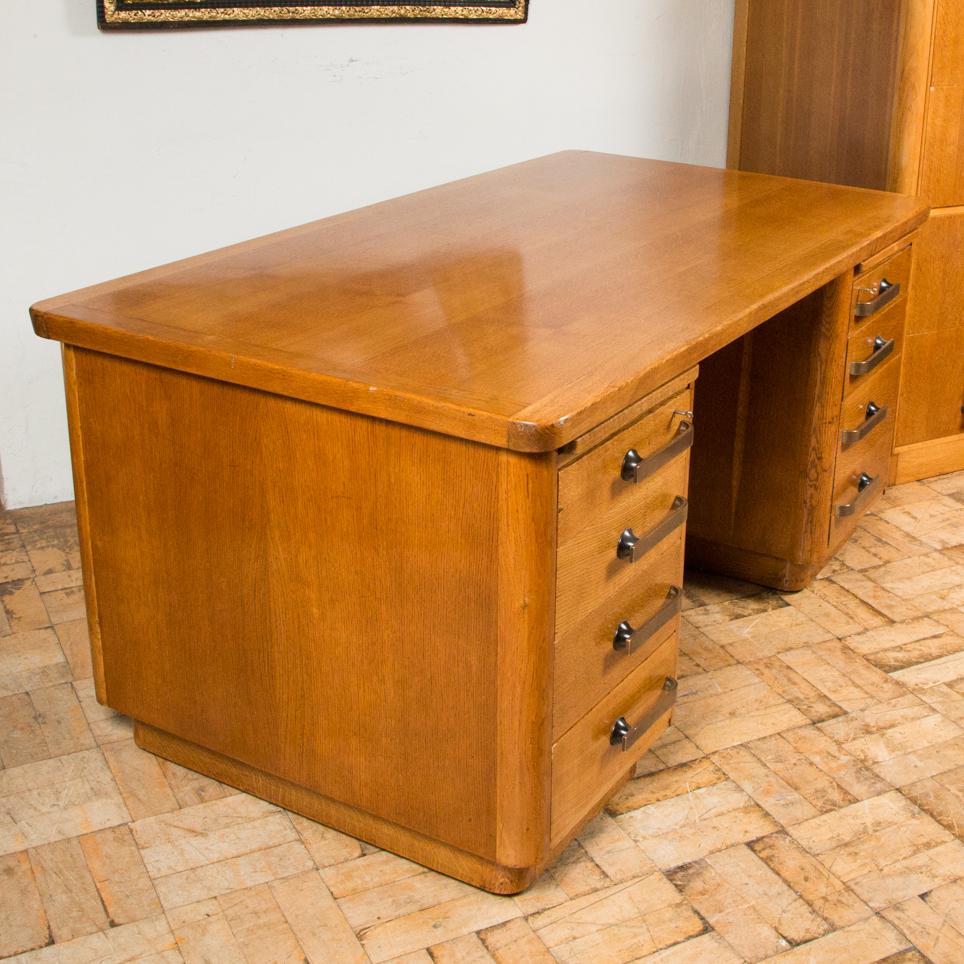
(30, 153), (926, 893)
(730, 0), (964, 480)
(897, 209), (964, 451)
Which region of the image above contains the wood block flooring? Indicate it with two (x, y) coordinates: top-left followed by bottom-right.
(1, 473), (963, 962)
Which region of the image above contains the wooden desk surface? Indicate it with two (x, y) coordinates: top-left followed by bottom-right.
(31, 151), (928, 451)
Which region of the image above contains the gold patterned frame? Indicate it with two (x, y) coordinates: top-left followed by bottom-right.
(98, 1), (528, 28)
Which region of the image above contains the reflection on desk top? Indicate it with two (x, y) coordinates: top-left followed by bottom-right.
(30, 151), (928, 452)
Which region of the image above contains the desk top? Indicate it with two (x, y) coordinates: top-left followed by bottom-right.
(32, 151), (928, 451)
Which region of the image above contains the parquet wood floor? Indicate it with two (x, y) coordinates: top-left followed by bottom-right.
(1, 473), (962, 962)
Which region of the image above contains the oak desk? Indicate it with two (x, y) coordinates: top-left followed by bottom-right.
(31, 152), (928, 893)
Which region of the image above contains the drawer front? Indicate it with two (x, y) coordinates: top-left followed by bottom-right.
(553, 533), (683, 740)
(551, 635), (678, 843)
(830, 422), (892, 546)
(844, 302), (905, 397)
(558, 388), (693, 546)
(851, 246), (912, 331)
(838, 353), (901, 466)
(555, 459), (689, 635)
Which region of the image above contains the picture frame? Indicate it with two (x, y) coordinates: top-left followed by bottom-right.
(97, 1), (529, 29)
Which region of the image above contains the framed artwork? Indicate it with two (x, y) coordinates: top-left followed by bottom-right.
(97, 1), (529, 29)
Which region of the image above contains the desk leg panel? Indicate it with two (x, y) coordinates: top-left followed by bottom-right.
(63, 346), (555, 881)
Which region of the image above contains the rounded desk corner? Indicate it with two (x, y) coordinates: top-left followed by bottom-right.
(506, 417), (573, 454)
(29, 304), (51, 339)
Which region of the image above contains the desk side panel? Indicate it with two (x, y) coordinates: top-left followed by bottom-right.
(65, 347), (553, 869)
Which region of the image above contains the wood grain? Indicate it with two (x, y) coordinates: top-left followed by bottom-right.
(686, 276), (853, 590)
(844, 302), (906, 397)
(893, 432), (964, 481)
(555, 458), (689, 635)
(38, 151), (934, 894)
(727, 0), (751, 168)
(838, 353), (901, 463)
(836, 358), (902, 492)
(31, 152), (927, 452)
(556, 368), (696, 468)
(551, 635), (677, 844)
(897, 328), (964, 445)
(62, 348), (106, 704)
(553, 534), (683, 741)
(897, 207), (964, 446)
(69, 347), (555, 872)
(919, 0), (964, 204)
(902, 208), (964, 335)
(730, 1), (962, 478)
(557, 387), (692, 546)
(134, 722), (540, 895)
(737, 0), (903, 189)
(830, 422), (895, 546)
(919, 86), (964, 205)
(888, 0), (937, 194)
(851, 244), (913, 328)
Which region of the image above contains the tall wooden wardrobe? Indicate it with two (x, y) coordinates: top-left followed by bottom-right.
(728, 0), (964, 482)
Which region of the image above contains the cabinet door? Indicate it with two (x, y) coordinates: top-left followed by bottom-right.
(919, 0), (964, 205)
(898, 328), (964, 444)
(896, 208), (964, 445)
(736, 0), (902, 190)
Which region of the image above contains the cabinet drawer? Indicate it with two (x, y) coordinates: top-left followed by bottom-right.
(553, 533), (683, 740)
(558, 388), (693, 546)
(844, 302), (905, 397)
(551, 634), (678, 844)
(555, 460), (689, 636)
(852, 245), (912, 331)
(838, 353), (900, 464)
(830, 423), (892, 546)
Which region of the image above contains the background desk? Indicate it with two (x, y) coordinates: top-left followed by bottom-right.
(31, 152), (928, 892)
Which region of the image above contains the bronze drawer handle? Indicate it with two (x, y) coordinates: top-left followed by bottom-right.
(836, 472), (881, 518)
(850, 336), (894, 377)
(610, 677), (678, 751)
(616, 496), (688, 563)
(855, 278), (900, 318)
(613, 587), (682, 654)
(841, 401), (888, 449)
(621, 421), (694, 483)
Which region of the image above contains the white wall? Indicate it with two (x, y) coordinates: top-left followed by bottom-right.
(0, 0), (734, 509)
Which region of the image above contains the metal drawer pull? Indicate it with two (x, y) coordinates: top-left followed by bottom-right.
(836, 472), (880, 518)
(616, 496), (688, 563)
(841, 401), (888, 449)
(621, 421), (694, 483)
(610, 676), (679, 751)
(855, 278), (900, 318)
(613, 587), (682, 653)
(850, 336), (894, 377)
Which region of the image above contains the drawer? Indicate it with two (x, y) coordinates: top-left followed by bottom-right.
(830, 420), (892, 546)
(555, 460), (689, 635)
(553, 533), (683, 740)
(844, 302), (905, 397)
(551, 634), (678, 844)
(558, 387), (694, 546)
(837, 354), (900, 467)
(852, 245), (912, 332)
